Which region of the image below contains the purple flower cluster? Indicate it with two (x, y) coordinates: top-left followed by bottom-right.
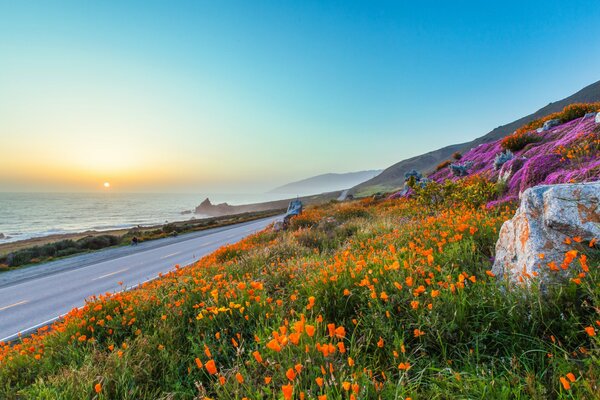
(393, 115), (600, 203)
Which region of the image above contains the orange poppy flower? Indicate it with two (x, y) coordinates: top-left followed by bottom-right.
(584, 326), (596, 337)
(282, 384), (293, 400)
(205, 359), (217, 375)
(286, 368), (296, 381)
(235, 372), (244, 383)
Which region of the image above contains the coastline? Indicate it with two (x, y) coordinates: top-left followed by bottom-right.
(0, 190), (343, 270)
(0, 210), (283, 260)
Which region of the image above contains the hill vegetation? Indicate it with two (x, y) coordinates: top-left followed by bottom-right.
(424, 103), (600, 206)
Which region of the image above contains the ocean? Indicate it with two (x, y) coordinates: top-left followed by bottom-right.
(0, 192), (288, 244)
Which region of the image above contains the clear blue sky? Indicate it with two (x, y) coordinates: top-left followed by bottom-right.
(1, 1), (599, 192)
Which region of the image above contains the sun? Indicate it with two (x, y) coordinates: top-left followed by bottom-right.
(103, 182), (111, 189)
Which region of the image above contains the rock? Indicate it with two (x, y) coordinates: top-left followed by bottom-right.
(0, 233), (4, 239)
(584, 112), (597, 119)
(596, 112), (600, 124)
(492, 182), (600, 284)
(542, 118), (561, 131)
(180, 210), (192, 215)
(194, 198), (235, 216)
(272, 221), (285, 232)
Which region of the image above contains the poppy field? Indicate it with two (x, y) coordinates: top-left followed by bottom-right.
(0, 184), (598, 399)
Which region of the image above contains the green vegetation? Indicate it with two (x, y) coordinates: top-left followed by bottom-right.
(1, 179), (597, 399)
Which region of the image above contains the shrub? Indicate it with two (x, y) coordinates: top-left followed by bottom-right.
(449, 161), (473, 177)
(76, 235), (120, 250)
(404, 169), (422, 181)
(435, 160), (452, 171)
(495, 179), (509, 196)
(413, 174), (496, 207)
(452, 151), (462, 160)
(161, 223), (179, 234)
(494, 150), (514, 170)
(501, 131), (542, 152)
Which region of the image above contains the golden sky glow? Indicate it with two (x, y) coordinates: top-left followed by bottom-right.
(2, 2), (600, 192)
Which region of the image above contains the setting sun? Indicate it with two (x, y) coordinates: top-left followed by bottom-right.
(103, 182), (111, 189)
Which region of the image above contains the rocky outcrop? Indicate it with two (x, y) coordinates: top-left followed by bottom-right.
(596, 112), (600, 124)
(541, 118), (561, 131)
(195, 198), (236, 216)
(492, 182), (599, 284)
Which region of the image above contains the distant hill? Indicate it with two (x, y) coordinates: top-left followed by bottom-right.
(351, 79), (600, 196)
(270, 170), (382, 196)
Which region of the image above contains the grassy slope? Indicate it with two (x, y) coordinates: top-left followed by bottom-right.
(1, 194), (598, 399)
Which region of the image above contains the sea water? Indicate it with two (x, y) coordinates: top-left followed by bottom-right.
(0, 192), (286, 244)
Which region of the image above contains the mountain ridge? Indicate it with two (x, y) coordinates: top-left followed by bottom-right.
(270, 170), (382, 195)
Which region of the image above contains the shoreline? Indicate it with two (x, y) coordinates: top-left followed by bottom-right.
(0, 190), (344, 270)
(0, 209), (283, 259)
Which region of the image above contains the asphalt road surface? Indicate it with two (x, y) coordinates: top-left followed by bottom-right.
(0, 216), (280, 342)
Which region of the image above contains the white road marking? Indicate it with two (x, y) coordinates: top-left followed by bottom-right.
(91, 268), (129, 281)
(0, 300), (29, 311)
(160, 251), (181, 259)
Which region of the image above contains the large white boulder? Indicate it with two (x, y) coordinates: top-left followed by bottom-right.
(492, 182), (599, 284)
(596, 112), (600, 124)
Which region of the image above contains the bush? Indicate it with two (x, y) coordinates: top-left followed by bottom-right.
(449, 161), (473, 177)
(2, 235), (122, 267)
(435, 160), (452, 171)
(76, 235), (120, 250)
(403, 169), (422, 181)
(494, 149), (514, 170)
(413, 174), (497, 207)
(501, 131), (542, 152)
(452, 151), (462, 160)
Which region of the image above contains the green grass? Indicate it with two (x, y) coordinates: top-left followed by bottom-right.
(0, 197), (598, 399)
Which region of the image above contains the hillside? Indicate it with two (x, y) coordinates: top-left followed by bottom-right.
(352, 79), (600, 196)
(423, 104), (600, 204)
(2, 184), (597, 398)
(270, 170), (382, 196)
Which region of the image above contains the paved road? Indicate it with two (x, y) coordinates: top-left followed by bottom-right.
(0, 216), (280, 342)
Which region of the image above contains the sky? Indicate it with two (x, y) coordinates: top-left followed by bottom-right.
(1, 0), (599, 193)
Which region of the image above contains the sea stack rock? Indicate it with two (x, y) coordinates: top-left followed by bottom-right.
(492, 182), (599, 285)
(194, 198), (235, 216)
